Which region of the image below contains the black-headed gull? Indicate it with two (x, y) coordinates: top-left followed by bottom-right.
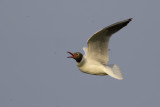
(67, 18), (132, 80)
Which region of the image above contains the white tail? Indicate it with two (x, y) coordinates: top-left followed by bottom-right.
(104, 64), (123, 80)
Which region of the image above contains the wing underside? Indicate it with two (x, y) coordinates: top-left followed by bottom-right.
(86, 18), (132, 64)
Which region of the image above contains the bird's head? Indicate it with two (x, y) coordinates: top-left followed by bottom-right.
(67, 51), (83, 63)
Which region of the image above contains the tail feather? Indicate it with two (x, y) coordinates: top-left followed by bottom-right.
(104, 64), (123, 80)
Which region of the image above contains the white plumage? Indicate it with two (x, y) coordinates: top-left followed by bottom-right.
(67, 18), (132, 80)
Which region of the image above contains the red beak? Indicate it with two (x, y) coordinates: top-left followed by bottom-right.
(67, 51), (74, 58)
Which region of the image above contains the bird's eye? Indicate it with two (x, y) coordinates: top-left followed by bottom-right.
(76, 53), (79, 56)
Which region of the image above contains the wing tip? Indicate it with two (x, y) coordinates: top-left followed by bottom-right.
(128, 18), (132, 21)
(121, 18), (132, 28)
(125, 18), (132, 25)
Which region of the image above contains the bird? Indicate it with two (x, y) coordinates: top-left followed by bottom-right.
(67, 18), (132, 80)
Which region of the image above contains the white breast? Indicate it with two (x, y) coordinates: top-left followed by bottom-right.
(77, 58), (107, 75)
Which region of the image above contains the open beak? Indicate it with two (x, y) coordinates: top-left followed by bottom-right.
(67, 51), (74, 58)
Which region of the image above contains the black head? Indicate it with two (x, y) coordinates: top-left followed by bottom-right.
(67, 51), (83, 63)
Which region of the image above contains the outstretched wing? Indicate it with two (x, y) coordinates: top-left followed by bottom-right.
(86, 18), (132, 64)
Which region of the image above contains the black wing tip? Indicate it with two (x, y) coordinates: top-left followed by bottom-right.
(124, 18), (132, 26)
(128, 18), (132, 22)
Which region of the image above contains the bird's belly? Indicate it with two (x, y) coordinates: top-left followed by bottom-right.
(78, 64), (107, 75)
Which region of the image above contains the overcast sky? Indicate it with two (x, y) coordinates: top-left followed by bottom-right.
(0, 0), (160, 107)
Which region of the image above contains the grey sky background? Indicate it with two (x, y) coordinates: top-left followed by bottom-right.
(0, 0), (160, 107)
